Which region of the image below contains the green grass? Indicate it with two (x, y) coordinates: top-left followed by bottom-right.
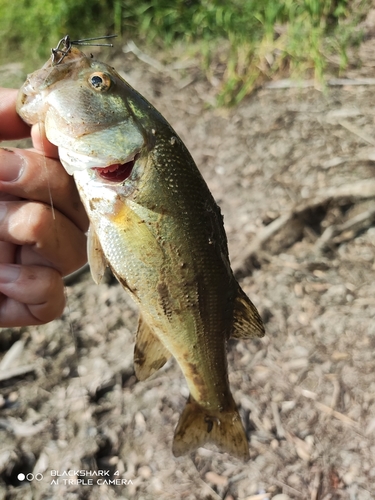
(0, 0), (369, 104)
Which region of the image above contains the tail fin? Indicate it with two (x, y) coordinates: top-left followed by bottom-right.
(172, 395), (250, 461)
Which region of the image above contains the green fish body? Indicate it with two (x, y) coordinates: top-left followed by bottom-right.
(17, 42), (265, 460)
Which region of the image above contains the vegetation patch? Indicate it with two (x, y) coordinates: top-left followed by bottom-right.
(0, 0), (369, 103)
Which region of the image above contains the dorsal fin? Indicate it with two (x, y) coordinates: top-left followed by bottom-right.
(134, 314), (171, 381)
(231, 285), (265, 339)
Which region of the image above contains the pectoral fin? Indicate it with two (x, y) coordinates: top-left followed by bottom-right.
(134, 314), (171, 381)
(231, 286), (265, 339)
(87, 225), (107, 284)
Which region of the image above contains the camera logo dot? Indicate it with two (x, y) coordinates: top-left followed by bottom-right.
(17, 473), (43, 482)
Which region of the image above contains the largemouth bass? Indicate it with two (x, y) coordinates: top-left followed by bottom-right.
(16, 36), (265, 461)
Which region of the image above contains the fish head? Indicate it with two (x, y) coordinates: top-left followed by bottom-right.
(17, 46), (153, 178)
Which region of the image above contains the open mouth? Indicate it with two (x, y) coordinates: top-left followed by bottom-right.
(94, 155), (138, 182)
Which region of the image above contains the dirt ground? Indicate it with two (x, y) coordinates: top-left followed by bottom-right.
(1, 33), (375, 500)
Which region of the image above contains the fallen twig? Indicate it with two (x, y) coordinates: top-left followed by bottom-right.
(285, 431), (312, 461)
(328, 376), (341, 411)
(314, 401), (360, 429)
(297, 388), (360, 429)
(198, 478), (223, 500)
(235, 179), (375, 274)
(123, 41), (179, 81)
(339, 120), (375, 146)
(320, 179), (375, 199)
(0, 364), (36, 382)
(315, 206), (375, 251)
(271, 401), (286, 439)
(243, 494), (270, 500)
(0, 417), (47, 437)
(264, 77), (375, 89)
(273, 478), (304, 497)
(228, 471), (253, 485)
(0, 339), (25, 371)
(310, 468), (322, 500)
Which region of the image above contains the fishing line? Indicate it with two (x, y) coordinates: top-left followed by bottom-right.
(45, 34), (117, 420)
(37, 121), (56, 221)
(40, 138), (89, 419)
(63, 286), (90, 413)
(36, 62), (89, 416)
(35, 116), (91, 438)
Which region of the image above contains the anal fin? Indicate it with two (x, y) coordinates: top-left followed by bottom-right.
(134, 314), (171, 381)
(231, 285), (265, 339)
(87, 225), (107, 284)
(173, 395), (250, 461)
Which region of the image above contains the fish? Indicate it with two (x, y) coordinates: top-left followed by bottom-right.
(16, 36), (265, 461)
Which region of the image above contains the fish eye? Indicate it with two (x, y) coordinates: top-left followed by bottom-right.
(88, 72), (111, 91)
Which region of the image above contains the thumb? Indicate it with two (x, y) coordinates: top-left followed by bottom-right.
(30, 122), (59, 159)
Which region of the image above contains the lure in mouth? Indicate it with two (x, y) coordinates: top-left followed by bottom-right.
(94, 155), (138, 182)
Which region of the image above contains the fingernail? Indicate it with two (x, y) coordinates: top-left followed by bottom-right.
(0, 264), (21, 283)
(0, 148), (25, 182)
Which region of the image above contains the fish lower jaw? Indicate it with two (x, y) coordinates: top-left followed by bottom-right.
(59, 146), (138, 179)
(59, 147), (108, 175)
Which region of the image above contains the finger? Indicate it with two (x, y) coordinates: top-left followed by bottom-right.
(0, 200), (87, 277)
(0, 88), (31, 140)
(0, 148), (88, 232)
(0, 241), (16, 264)
(0, 264), (65, 326)
(0, 195), (19, 266)
(31, 122), (59, 158)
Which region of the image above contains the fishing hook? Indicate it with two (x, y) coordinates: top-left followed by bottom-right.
(51, 35), (117, 65)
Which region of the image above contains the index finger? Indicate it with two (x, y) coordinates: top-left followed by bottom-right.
(0, 88), (31, 141)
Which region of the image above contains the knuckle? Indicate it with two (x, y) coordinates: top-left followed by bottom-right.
(37, 270), (65, 322)
(18, 202), (53, 243)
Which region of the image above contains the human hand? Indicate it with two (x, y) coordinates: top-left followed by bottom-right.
(0, 88), (88, 327)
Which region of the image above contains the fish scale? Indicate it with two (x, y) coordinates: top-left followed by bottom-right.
(17, 39), (265, 461)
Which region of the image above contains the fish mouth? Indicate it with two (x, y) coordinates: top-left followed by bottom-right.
(94, 154), (139, 182)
